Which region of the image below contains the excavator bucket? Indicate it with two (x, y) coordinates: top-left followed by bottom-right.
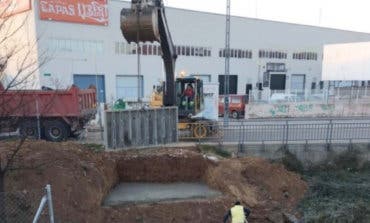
(120, 0), (177, 106)
(120, 7), (160, 43)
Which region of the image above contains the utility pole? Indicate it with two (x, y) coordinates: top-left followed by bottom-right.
(224, 0), (231, 126)
(136, 2), (142, 104)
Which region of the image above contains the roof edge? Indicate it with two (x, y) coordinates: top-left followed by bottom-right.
(114, 0), (370, 36)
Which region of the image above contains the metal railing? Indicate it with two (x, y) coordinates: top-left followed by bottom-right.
(0, 185), (54, 223)
(179, 118), (370, 145)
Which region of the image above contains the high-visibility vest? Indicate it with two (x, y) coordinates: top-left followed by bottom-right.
(231, 205), (247, 223)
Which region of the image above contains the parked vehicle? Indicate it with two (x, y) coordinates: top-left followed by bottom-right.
(219, 95), (248, 119)
(0, 83), (97, 141)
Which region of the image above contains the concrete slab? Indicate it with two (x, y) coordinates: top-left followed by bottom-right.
(103, 182), (222, 206)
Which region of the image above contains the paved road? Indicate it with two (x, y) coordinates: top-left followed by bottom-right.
(103, 183), (221, 206)
(3, 117), (370, 144)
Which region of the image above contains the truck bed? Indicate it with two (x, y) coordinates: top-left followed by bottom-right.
(0, 85), (96, 118)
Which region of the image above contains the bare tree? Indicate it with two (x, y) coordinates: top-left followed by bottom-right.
(0, 3), (49, 221)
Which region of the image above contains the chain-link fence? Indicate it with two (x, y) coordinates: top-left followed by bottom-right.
(0, 185), (54, 223)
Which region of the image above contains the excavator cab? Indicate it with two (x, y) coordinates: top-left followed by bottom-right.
(176, 77), (204, 119)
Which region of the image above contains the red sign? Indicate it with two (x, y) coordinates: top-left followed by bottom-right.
(0, 0), (31, 18)
(39, 0), (109, 26)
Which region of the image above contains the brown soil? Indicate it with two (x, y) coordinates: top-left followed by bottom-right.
(116, 148), (207, 182)
(1, 141), (308, 223)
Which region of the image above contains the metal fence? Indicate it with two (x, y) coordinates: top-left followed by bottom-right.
(105, 107), (178, 149)
(179, 118), (370, 145)
(0, 185), (54, 223)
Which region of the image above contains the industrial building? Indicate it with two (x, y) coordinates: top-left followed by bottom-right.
(4, 0), (370, 103)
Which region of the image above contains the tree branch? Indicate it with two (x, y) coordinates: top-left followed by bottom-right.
(1, 138), (26, 174)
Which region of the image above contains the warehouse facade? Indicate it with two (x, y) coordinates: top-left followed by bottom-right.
(4, 0), (370, 103)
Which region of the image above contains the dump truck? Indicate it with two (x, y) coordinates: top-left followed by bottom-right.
(0, 83), (97, 141)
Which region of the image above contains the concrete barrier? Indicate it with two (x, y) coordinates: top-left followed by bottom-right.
(246, 102), (370, 119)
(223, 143), (370, 168)
(105, 107), (178, 149)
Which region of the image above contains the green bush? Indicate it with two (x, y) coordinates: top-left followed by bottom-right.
(299, 170), (370, 223)
(281, 149), (304, 174)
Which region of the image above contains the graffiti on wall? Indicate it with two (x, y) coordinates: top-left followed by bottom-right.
(320, 104), (335, 111)
(295, 104), (313, 113)
(269, 105), (288, 117)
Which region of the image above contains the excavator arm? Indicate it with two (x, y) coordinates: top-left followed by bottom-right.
(120, 0), (177, 106)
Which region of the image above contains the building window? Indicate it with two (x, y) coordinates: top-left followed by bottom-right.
(266, 63), (286, 72)
(115, 42), (161, 56)
(48, 38), (104, 53)
(258, 50), (287, 59)
(292, 52), (318, 61)
(311, 82), (316, 90)
(319, 81), (324, 89)
(114, 42), (212, 58)
(219, 48), (252, 59)
(186, 46), (190, 56)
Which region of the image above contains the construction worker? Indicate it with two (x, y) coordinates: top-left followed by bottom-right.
(182, 84), (195, 109)
(183, 84), (194, 99)
(223, 201), (251, 223)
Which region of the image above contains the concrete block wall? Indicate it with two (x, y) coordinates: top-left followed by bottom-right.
(245, 102), (370, 119)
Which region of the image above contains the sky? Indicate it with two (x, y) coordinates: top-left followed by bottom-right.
(163, 0), (370, 33)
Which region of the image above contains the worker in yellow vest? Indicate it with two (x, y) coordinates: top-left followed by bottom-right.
(223, 201), (251, 223)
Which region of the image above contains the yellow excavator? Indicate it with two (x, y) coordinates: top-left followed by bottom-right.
(120, 0), (215, 138)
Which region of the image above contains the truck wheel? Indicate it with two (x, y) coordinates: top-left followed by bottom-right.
(231, 111), (239, 119)
(44, 120), (69, 142)
(19, 120), (40, 139)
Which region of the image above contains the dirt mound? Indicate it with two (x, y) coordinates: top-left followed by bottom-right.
(204, 158), (307, 222)
(2, 141), (118, 223)
(1, 141), (307, 223)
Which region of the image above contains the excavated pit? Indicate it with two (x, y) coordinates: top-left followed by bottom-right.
(104, 148), (222, 206)
(2, 142), (308, 223)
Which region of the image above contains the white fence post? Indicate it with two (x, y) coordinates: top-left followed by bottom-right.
(46, 184), (55, 223)
(32, 196), (47, 223)
(32, 184), (54, 223)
